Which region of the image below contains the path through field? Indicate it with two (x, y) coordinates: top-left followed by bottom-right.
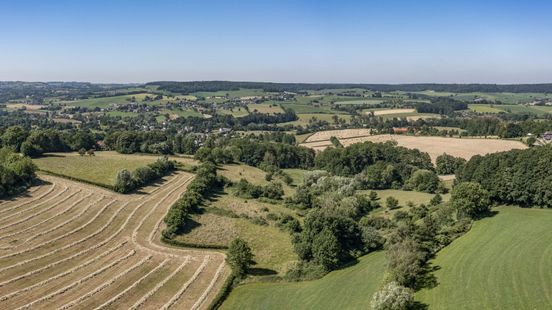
(0, 172), (229, 310)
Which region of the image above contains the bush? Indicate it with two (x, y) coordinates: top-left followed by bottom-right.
(371, 282), (414, 310)
(386, 196), (400, 210)
(113, 169), (134, 193)
(0, 148), (37, 197)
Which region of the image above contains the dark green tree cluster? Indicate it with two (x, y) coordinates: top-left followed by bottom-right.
(415, 97), (468, 115)
(436, 153), (466, 175)
(1, 126), (95, 157)
(114, 156), (176, 193)
(315, 141), (433, 177)
(233, 178), (284, 200)
(458, 146), (552, 207)
(0, 148), (37, 197)
(163, 162), (220, 237)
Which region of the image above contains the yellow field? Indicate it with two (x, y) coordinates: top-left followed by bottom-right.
(302, 131), (527, 162)
(0, 173), (228, 309)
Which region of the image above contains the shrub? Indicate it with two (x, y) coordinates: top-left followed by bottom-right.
(450, 182), (491, 218)
(371, 282), (413, 310)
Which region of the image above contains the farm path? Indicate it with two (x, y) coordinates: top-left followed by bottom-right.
(0, 172), (229, 310)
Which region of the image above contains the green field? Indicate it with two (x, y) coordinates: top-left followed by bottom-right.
(417, 207), (552, 309)
(469, 103), (552, 115)
(33, 151), (159, 186)
(221, 251), (386, 310)
(334, 99), (384, 105)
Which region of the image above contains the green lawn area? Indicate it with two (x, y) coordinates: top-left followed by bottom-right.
(33, 151), (159, 186)
(282, 168), (309, 186)
(468, 104), (504, 113)
(221, 251), (386, 310)
(416, 207), (552, 309)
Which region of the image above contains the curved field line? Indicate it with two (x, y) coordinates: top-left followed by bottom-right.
(0, 172), (191, 273)
(0, 186), (72, 227)
(160, 256), (210, 310)
(0, 241), (128, 299)
(132, 174), (193, 256)
(58, 254), (153, 309)
(21, 196), (106, 245)
(191, 258), (227, 310)
(129, 257), (191, 310)
(0, 193), (97, 243)
(93, 258), (170, 310)
(0, 200), (124, 267)
(14, 250), (137, 310)
(0, 183), (56, 214)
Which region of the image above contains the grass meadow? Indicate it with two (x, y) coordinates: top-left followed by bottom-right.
(221, 251), (386, 310)
(416, 207), (552, 309)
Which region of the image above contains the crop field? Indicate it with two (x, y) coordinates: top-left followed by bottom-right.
(280, 113), (352, 127)
(334, 99), (383, 105)
(58, 93), (167, 108)
(221, 251), (385, 310)
(0, 172), (228, 309)
(247, 103), (283, 114)
(302, 132), (527, 162)
(369, 108), (416, 115)
(416, 207), (552, 309)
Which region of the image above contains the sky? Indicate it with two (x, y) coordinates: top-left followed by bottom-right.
(0, 0), (551, 84)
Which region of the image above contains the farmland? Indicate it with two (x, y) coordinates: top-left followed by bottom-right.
(0, 172), (228, 309)
(302, 131), (527, 162)
(416, 207), (552, 309)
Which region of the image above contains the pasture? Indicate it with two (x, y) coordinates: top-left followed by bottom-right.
(416, 207), (552, 309)
(0, 172), (228, 309)
(33, 152), (197, 187)
(281, 113), (352, 127)
(302, 132), (527, 162)
(221, 251), (386, 310)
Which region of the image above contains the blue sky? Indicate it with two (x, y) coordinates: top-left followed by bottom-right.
(1, 0), (551, 83)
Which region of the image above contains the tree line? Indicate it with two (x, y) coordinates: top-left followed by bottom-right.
(113, 157), (176, 194)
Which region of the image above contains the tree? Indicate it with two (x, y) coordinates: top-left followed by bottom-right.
(436, 153), (466, 175)
(78, 148), (86, 156)
(386, 196), (399, 210)
(450, 182), (491, 218)
(311, 228), (341, 270)
(404, 169), (440, 193)
(371, 282), (413, 310)
(227, 238), (253, 278)
(114, 169), (134, 193)
(430, 194), (443, 206)
(527, 136), (537, 147)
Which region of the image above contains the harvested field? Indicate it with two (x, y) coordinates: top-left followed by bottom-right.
(0, 172), (228, 309)
(370, 108), (416, 115)
(302, 132), (527, 162)
(6, 103), (47, 110)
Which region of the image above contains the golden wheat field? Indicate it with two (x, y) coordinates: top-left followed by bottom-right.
(0, 172), (229, 309)
(302, 131), (527, 162)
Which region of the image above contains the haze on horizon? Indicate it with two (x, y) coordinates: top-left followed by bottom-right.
(1, 0), (551, 84)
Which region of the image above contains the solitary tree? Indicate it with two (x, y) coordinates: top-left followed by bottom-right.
(386, 196), (399, 210)
(227, 238), (253, 278)
(450, 182), (491, 218)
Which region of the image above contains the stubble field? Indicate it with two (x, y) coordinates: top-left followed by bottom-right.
(0, 172), (228, 309)
(301, 131), (527, 162)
